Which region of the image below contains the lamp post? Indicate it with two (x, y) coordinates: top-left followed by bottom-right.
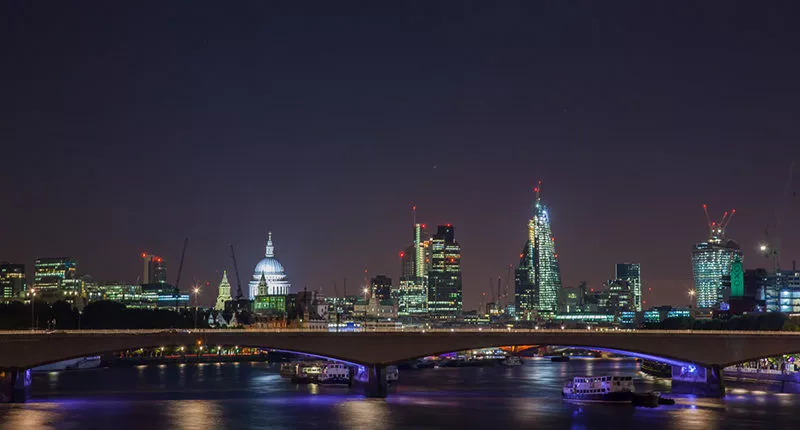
(688, 289), (696, 308)
(362, 287), (369, 331)
(193, 286), (201, 330)
(29, 288), (36, 330)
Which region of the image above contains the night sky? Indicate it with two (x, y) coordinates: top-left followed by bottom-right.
(2, 1), (799, 309)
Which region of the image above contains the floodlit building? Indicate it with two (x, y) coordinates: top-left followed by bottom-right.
(33, 257), (78, 301)
(615, 263), (642, 311)
(427, 225), (462, 319)
(691, 206), (742, 309)
(214, 270), (232, 311)
(248, 232), (291, 299)
(0, 262), (25, 301)
(515, 182), (562, 319)
(398, 223), (430, 317)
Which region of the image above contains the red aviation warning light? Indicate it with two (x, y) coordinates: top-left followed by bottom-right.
(399, 251), (405, 258)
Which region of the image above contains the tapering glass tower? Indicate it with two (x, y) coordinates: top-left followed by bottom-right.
(691, 206), (742, 309)
(515, 183), (562, 319)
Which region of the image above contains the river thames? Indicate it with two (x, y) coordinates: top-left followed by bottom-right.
(1, 358), (798, 429)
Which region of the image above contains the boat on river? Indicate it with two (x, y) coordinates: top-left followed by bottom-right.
(562, 375), (634, 403)
(501, 356), (523, 366)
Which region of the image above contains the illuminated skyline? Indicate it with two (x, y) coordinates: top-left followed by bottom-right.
(1, 2), (798, 309)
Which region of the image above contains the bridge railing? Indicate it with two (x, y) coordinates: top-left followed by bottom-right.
(2, 328), (800, 335)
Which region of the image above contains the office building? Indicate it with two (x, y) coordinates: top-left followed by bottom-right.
(615, 263), (642, 311)
(427, 224), (463, 319)
(691, 207), (742, 309)
(514, 183), (562, 319)
(370, 275), (392, 301)
(33, 257), (78, 300)
(398, 223), (430, 317)
(0, 263), (26, 300)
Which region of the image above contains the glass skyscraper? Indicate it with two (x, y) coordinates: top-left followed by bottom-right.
(427, 225), (462, 319)
(398, 223), (430, 317)
(615, 263), (642, 311)
(515, 184), (562, 319)
(692, 237), (742, 309)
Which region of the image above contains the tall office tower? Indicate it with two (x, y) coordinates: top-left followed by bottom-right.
(33, 257), (78, 299)
(0, 262), (26, 300)
(615, 263), (642, 311)
(691, 206), (742, 309)
(214, 270), (232, 311)
(370, 275), (392, 301)
(398, 223), (430, 317)
(514, 182), (562, 319)
(140, 253), (167, 284)
(427, 225), (463, 319)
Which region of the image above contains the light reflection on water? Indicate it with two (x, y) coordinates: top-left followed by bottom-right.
(0, 360), (799, 429)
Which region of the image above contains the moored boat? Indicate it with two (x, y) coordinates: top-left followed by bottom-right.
(501, 356), (523, 366)
(562, 375), (634, 403)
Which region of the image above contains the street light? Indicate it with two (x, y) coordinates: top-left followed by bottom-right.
(688, 289), (696, 308)
(362, 287), (369, 330)
(193, 286), (201, 330)
(29, 288), (36, 330)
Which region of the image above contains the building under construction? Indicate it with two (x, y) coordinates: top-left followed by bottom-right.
(691, 205), (742, 309)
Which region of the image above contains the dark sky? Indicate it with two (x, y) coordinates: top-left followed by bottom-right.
(2, 1), (799, 309)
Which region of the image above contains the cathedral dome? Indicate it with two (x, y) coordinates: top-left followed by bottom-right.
(248, 231), (291, 299)
(253, 257), (284, 276)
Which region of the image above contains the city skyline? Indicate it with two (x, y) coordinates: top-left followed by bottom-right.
(2, 2), (799, 309)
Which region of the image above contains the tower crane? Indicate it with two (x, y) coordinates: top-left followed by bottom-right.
(702, 204), (736, 242)
(761, 162), (797, 274)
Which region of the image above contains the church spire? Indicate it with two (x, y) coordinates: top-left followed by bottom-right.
(265, 231), (275, 257)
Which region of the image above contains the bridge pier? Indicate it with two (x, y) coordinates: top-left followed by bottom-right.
(0, 368), (31, 403)
(671, 364), (725, 397)
(364, 364), (388, 398)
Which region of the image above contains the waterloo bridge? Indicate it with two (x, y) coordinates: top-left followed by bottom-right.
(3, 328), (800, 402)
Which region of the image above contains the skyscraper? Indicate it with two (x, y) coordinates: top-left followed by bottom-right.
(140, 253), (167, 284)
(514, 183), (562, 319)
(427, 225), (462, 319)
(370, 275), (392, 301)
(692, 206), (742, 309)
(398, 223), (430, 317)
(615, 263), (642, 311)
(0, 262), (26, 301)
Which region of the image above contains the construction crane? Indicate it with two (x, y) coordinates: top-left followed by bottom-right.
(761, 162), (797, 274)
(174, 238), (189, 312)
(702, 204), (736, 242)
(229, 244), (245, 303)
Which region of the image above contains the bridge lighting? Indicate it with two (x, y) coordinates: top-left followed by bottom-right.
(478, 328), (482, 331)
(180, 346), (185, 351)
(561, 325), (565, 330)
(534, 326), (539, 330)
(450, 329), (454, 332)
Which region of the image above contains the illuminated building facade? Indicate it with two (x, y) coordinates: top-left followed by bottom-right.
(691, 243), (742, 309)
(615, 263), (641, 311)
(605, 279), (633, 315)
(398, 223), (430, 317)
(248, 232), (291, 299)
(33, 257), (78, 300)
(214, 270), (232, 311)
(0, 262), (26, 300)
(692, 206), (742, 309)
(140, 254), (167, 284)
(370, 275), (392, 301)
(427, 225), (462, 319)
(515, 184), (562, 319)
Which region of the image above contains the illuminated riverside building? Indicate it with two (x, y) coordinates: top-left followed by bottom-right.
(427, 225), (463, 319)
(248, 232), (291, 299)
(0, 262), (25, 300)
(691, 206), (741, 309)
(605, 279), (633, 316)
(398, 223), (430, 317)
(214, 270), (232, 311)
(514, 183), (562, 319)
(615, 263), (641, 311)
(33, 257), (78, 300)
